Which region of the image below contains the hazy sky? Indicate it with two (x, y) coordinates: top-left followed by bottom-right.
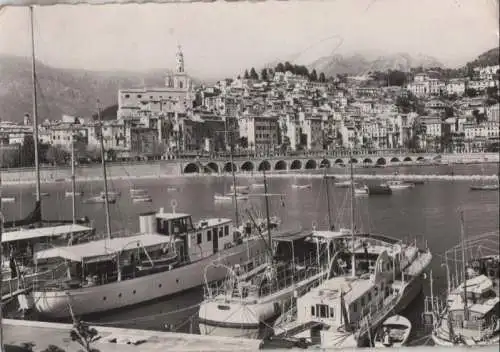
(0, 0), (498, 79)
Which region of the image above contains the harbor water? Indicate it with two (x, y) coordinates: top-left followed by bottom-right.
(2, 162), (499, 344)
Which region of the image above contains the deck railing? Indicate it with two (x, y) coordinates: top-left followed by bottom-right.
(356, 293), (401, 337)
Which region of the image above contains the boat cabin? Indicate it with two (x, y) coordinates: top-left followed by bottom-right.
(139, 208), (234, 263)
(1, 224), (95, 269)
(296, 250), (397, 331)
(34, 234), (178, 290)
(447, 275), (499, 330)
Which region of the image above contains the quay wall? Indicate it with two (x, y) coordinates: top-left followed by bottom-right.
(2, 319), (500, 352)
(0, 152), (498, 186)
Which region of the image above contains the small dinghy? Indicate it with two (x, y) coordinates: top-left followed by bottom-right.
(251, 183), (265, 189)
(166, 186), (178, 192)
(214, 193), (249, 201)
(32, 192), (50, 197)
(65, 191), (84, 197)
(2, 197), (16, 203)
(354, 185), (369, 196)
(291, 184), (312, 190)
(101, 190), (121, 197)
(230, 185), (250, 193)
(334, 180), (351, 188)
(132, 196), (152, 203)
(470, 184), (499, 191)
(374, 315), (412, 348)
(130, 188), (147, 195)
(83, 194), (117, 204)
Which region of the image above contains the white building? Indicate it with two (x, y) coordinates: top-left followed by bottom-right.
(238, 114), (279, 152)
(446, 79), (467, 96)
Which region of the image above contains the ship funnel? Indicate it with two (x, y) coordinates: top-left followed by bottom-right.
(139, 212), (156, 234)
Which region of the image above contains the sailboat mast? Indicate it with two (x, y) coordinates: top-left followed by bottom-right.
(263, 169), (272, 257)
(324, 166), (333, 229)
(349, 148), (356, 278)
(226, 119), (239, 228)
(459, 210), (469, 320)
(97, 102), (112, 240)
(71, 131), (76, 224)
(30, 6), (41, 209)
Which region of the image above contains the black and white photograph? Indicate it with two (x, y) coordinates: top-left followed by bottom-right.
(0, 0), (499, 351)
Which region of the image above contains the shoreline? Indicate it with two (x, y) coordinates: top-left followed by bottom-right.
(2, 161), (499, 187)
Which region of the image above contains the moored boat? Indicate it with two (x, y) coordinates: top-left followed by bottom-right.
(214, 193), (249, 201)
(83, 194), (118, 204)
(367, 185), (392, 195)
(65, 191), (84, 197)
(30, 207), (267, 318)
(334, 180), (352, 188)
(354, 185), (369, 196)
(374, 315), (412, 347)
(470, 184), (499, 191)
(132, 196), (152, 203)
(291, 184), (312, 190)
(2, 197), (16, 203)
(382, 181), (415, 190)
(230, 185), (250, 194)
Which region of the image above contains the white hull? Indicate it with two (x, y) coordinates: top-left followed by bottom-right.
(199, 272), (324, 333)
(132, 197), (152, 203)
(198, 323), (260, 339)
(291, 185), (311, 190)
(2, 197), (16, 203)
(32, 238), (266, 318)
(65, 192), (83, 197)
(214, 194), (249, 201)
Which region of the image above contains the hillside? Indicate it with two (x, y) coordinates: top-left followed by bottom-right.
(466, 47), (499, 68)
(308, 52), (444, 76)
(0, 55), (190, 123)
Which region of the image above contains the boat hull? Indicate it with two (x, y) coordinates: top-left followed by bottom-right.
(394, 275), (423, 313)
(198, 273), (324, 336)
(32, 238), (266, 318)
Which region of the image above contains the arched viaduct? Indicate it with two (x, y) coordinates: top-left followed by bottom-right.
(182, 154), (437, 174)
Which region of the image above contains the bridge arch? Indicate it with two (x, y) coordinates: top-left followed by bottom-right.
(363, 158), (373, 164)
(183, 163), (199, 174)
(349, 158), (358, 164)
(305, 159), (317, 169)
(274, 160), (287, 170)
(334, 158), (344, 164)
(290, 160), (302, 170)
(416, 156), (426, 162)
(319, 159), (331, 168)
(206, 162), (219, 173)
(241, 161), (255, 171)
(390, 157), (400, 163)
(258, 160), (271, 171)
(376, 157), (386, 166)
(223, 162), (237, 173)
(403, 156), (413, 162)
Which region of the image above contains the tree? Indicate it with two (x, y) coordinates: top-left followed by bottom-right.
(42, 345), (67, 352)
(45, 146), (70, 165)
(260, 68), (268, 81)
(275, 62), (285, 73)
(464, 88), (478, 98)
(244, 69), (250, 79)
(319, 72), (326, 83)
(249, 67), (259, 80)
(70, 320), (101, 352)
(284, 61), (293, 73)
(0, 147), (21, 168)
(387, 70), (407, 86)
(309, 69), (318, 82)
(20, 134), (36, 167)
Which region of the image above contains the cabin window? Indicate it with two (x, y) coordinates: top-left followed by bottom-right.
(367, 292), (372, 301)
(317, 304), (328, 318)
(197, 233), (202, 244)
(385, 286), (390, 298)
(219, 228), (223, 238)
(352, 302), (357, 313)
(360, 297), (365, 306)
(374, 287), (379, 296)
(207, 230), (212, 242)
(330, 307), (335, 318)
(224, 226), (229, 236)
(311, 306), (315, 316)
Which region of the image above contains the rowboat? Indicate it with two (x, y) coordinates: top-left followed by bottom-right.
(374, 315), (412, 348)
(291, 184), (312, 190)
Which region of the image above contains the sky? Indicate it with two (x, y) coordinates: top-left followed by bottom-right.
(0, 0), (498, 80)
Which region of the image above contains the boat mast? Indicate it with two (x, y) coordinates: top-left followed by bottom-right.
(30, 6), (42, 218)
(349, 147), (356, 278)
(324, 166), (333, 229)
(71, 130), (76, 224)
(459, 210), (469, 320)
(225, 119), (239, 228)
(97, 102), (112, 240)
(263, 168), (272, 260)
(0, 174), (4, 347)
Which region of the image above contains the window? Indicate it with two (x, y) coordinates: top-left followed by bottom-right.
(137, 95), (142, 98)
(219, 228), (223, 238)
(207, 230), (212, 242)
(367, 292), (372, 301)
(311, 306), (315, 316)
(317, 304), (328, 318)
(124, 94), (130, 98)
(352, 302), (357, 313)
(224, 226), (229, 236)
(330, 307), (335, 318)
(374, 287), (379, 296)
(197, 233), (202, 244)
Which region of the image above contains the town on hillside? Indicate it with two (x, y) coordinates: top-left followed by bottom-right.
(1, 46), (499, 168)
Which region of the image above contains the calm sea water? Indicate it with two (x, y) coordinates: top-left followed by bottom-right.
(2, 163), (499, 343)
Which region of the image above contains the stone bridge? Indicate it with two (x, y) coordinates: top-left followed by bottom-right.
(182, 153), (439, 174)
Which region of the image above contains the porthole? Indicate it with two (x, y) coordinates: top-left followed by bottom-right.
(176, 279), (179, 284)
(103, 296), (107, 301)
(118, 293), (122, 298)
(159, 284), (162, 288)
(133, 290), (136, 294)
